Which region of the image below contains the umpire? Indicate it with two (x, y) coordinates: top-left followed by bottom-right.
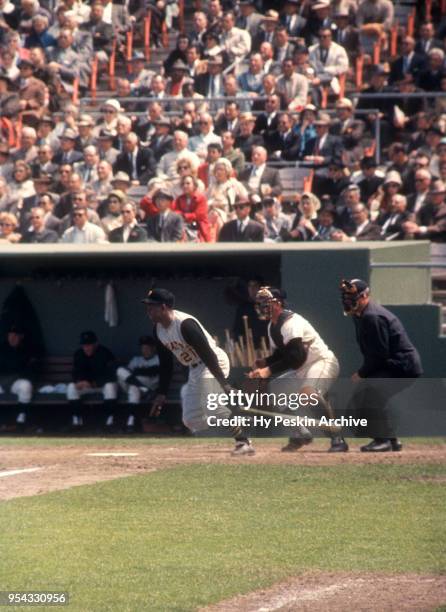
(340, 278), (423, 452)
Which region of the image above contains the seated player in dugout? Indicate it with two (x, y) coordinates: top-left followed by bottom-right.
(142, 288), (255, 456)
(248, 287), (348, 452)
(340, 279), (423, 452)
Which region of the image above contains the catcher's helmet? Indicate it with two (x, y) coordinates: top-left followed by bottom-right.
(255, 286), (286, 320)
(340, 278), (369, 315)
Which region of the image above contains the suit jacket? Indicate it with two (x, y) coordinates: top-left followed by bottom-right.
(234, 133), (264, 162)
(273, 43), (295, 63)
(214, 116), (241, 137)
(194, 72), (225, 97)
(308, 41), (349, 77)
(220, 27), (251, 61)
(329, 117), (365, 148)
(113, 147), (156, 183)
(73, 161), (98, 184)
(239, 165), (283, 197)
(276, 73), (309, 109)
(20, 228), (59, 243)
(266, 130), (299, 158)
(377, 210), (411, 240)
(254, 112), (280, 137)
(415, 202), (446, 242)
(80, 19), (114, 53)
(108, 223), (148, 243)
(252, 28), (276, 53)
(303, 134), (343, 166)
(389, 53), (426, 85)
(236, 12), (264, 37)
(351, 221), (381, 241)
(146, 211), (184, 242)
(358, 175), (385, 203)
(53, 149), (84, 166)
(218, 218), (264, 242)
(147, 134), (174, 162)
(415, 38), (443, 56)
(332, 26), (359, 55)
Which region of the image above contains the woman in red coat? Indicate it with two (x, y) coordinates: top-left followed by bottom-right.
(173, 174), (212, 242)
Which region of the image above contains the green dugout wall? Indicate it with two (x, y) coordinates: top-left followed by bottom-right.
(0, 242), (444, 376)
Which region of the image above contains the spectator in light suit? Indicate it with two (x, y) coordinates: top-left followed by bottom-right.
(220, 11), (251, 63)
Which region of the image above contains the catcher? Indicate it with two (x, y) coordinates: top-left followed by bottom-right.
(143, 288), (255, 456)
(248, 286), (348, 452)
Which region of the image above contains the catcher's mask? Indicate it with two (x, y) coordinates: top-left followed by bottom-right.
(255, 286), (285, 320)
(340, 278), (369, 315)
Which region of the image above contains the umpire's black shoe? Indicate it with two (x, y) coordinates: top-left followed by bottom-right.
(390, 438), (403, 451)
(360, 439), (392, 452)
(328, 436), (349, 452)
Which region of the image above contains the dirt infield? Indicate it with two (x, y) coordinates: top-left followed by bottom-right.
(202, 572), (446, 612)
(0, 440), (445, 501)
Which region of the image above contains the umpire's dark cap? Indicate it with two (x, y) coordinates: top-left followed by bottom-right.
(346, 279), (369, 293)
(141, 288), (175, 308)
(80, 330), (98, 345)
(269, 287), (287, 301)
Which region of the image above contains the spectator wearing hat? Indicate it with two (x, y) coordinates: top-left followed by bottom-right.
(220, 11), (251, 62)
(116, 336), (160, 431)
(0, 74), (20, 120)
(108, 201), (147, 243)
(17, 59), (48, 128)
(276, 58), (309, 111)
(147, 117), (174, 163)
(284, 192), (321, 241)
(194, 54), (225, 98)
(404, 180), (446, 242)
(97, 129), (119, 166)
(20, 206), (58, 243)
(259, 197), (292, 243)
(302, 1), (334, 46)
(330, 98), (365, 155)
(94, 99), (123, 137)
(60, 203), (107, 243)
(113, 132), (156, 185)
(53, 129), (83, 166)
(127, 53), (154, 96)
(303, 112), (343, 169)
(356, 65), (394, 145)
(36, 117), (60, 152)
(165, 59), (190, 98)
(218, 197), (264, 242)
(377, 194), (411, 240)
(76, 114), (96, 151)
(315, 161), (351, 204)
(0, 324), (39, 431)
(280, 0), (306, 37)
(252, 10), (279, 52)
(67, 330), (118, 431)
(332, 8), (359, 56)
(357, 156), (384, 205)
(313, 203), (340, 241)
(235, 112), (264, 163)
(290, 104), (317, 159)
(236, 0), (263, 36)
(146, 189), (184, 242)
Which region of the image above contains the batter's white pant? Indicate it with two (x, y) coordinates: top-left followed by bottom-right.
(66, 382), (118, 401)
(181, 351), (231, 433)
(116, 366), (156, 404)
(0, 379), (33, 403)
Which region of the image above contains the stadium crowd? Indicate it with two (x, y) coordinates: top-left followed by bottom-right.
(0, 0), (445, 244)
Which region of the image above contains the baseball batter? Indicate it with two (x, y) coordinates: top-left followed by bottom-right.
(142, 288), (255, 455)
(248, 286), (348, 452)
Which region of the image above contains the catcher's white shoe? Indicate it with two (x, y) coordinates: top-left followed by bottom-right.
(231, 441), (256, 456)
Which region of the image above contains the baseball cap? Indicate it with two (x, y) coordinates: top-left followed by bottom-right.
(141, 288), (175, 308)
(80, 330), (97, 345)
(342, 278), (369, 294)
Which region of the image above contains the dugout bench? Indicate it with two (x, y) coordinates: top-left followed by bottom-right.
(0, 357), (186, 433)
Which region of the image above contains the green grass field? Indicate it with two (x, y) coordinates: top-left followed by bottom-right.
(1, 438), (445, 611)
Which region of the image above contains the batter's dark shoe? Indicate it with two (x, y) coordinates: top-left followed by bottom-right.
(328, 436), (349, 452)
(281, 436), (313, 452)
(390, 438), (403, 451)
(360, 439), (392, 452)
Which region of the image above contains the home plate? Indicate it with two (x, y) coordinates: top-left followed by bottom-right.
(86, 452), (140, 457)
(0, 467), (42, 478)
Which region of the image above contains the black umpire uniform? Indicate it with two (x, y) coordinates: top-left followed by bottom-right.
(342, 279), (423, 452)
